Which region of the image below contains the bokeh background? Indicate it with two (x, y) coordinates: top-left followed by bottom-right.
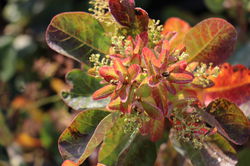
(0, 0), (250, 166)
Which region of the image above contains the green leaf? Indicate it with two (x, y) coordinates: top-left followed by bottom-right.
(207, 134), (236, 155)
(61, 69), (105, 110)
(58, 109), (111, 164)
(202, 98), (250, 145)
(116, 135), (157, 166)
(205, 0), (225, 13)
(62, 95), (109, 111)
(98, 116), (139, 166)
(170, 130), (237, 166)
(77, 113), (119, 164)
(184, 18), (237, 65)
(46, 12), (113, 63)
(65, 69), (102, 96)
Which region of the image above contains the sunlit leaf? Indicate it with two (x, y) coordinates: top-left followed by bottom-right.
(184, 18), (237, 65)
(77, 113), (118, 164)
(163, 17), (190, 49)
(58, 109), (110, 164)
(62, 95), (109, 111)
(199, 63), (250, 105)
(92, 84), (116, 100)
(116, 135), (157, 166)
(98, 116), (138, 166)
(46, 12), (112, 63)
(202, 98), (250, 145)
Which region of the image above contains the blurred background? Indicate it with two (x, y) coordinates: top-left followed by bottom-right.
(0, 0), (250, 166)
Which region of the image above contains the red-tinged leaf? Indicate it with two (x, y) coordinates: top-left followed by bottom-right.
(62, 160), (78, 166)
(148, 76), (160, 87)
(99, 66), (118, 82)
(167, 60), (187, 73)
(159, 40), (170, 63)
(58, 109), (110, 164)
(109, 0), (134, 27)
(113, 60), (127, 78)
(169, 72), (194, 84)
(134, 8), (149, 32)
(162, 81), (176, 95)
(163, 17), (191, 49)
(119, 85), (130, 103)
(142, 47), (157, 75)
(130, 54), (141, 65)
(93, 84), (116, 100)
(46, 12), (112, 63)
(140, 117), (165, 142)
(141, 100), (163, 120)
(184, 18), (237, 65)
(136, 78), (152, 98)
(108, 97), (121, 110)
(201, 98), (250, 145)
(199, 63), (250, 105)
(128, 64), (141, 81)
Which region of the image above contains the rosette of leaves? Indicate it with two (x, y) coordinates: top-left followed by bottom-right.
(46, 0), (250, 165)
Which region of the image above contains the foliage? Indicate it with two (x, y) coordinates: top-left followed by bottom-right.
(45, 0), (250, 166)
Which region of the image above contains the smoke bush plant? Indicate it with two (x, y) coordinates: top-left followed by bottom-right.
(46, 0), (250, 165)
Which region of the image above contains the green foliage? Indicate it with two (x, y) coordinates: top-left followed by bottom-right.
(46, 12), (114, 63)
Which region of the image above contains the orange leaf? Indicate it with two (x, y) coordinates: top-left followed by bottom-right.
(99, 66), (118, 82)
(199, 63), (250, 105)
(62, 160), (78, 166)
(92, 85), (116, 100)
(184, 18), (237, 65)
(163, 17), (190, 49)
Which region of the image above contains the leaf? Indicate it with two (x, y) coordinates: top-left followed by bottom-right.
(62, 95), (109, 111)
(109, 0), (135, 27)
(61, 69), (104, 110)
(92, 84), (116, 100)
(141, 100), (163, 120)
(116, 135), (157, 166)
(77, 113), (118, 164)
(98, 116), (138, 166)
(184, 18), (237, 65)
(201, 98), (250, 145)
(58, 109), (111, 164)
(207, 134), (236, 155)
(65, 69), (102, 96)
(163, 17), (191, 48)
(199, 63), (250, 105)
(46, 12), (112, 63)
(170, 130), (238, 166)
(140, 117), (165, 142)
